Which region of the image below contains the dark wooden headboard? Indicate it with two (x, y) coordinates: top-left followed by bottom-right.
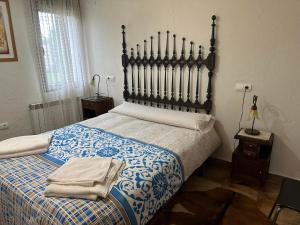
(121, 15), (216, 114)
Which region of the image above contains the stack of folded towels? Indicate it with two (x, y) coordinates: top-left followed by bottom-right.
(44, 157), (124, 201)
(0, 134), (51, 159)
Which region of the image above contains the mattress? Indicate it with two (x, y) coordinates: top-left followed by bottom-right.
(0, 112), (220, 225)
(80, 112), (221, 180)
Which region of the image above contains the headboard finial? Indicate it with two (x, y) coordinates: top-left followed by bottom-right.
(189, 41), (194, 56)
(165, 31), (170, 56)
(137, 44), (140, 57)
(181, 38), (186, 56)
(143, 40), (147, 56)
(121, 25), (127, 54)
(172, 34), (177, 58)
(157, 32), (161, 56)
(150, 36), (154, 57)
(210, 15), (216, 51)
(121, 25), (129, 101)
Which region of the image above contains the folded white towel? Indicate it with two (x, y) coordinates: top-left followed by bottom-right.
(0, 134), (51, 159)
(44, 192), (99, 201)
(0, 148), (49, 159)
(45, 159), (124, 200)
(47, 157), (113, 187)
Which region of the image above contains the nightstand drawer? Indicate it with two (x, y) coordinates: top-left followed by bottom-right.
(243, 141), (260, 151)
(243, 150), (258, 158)
(82, 100), (95, 110)
(242, 141), (260, 157)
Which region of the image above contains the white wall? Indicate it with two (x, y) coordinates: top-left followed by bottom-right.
(81, 0), (300, 179)
(0, 0), (41, 141)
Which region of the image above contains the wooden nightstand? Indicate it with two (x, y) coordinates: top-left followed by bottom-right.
(81, 96), (114, 120)
(231, 129), (274, 186)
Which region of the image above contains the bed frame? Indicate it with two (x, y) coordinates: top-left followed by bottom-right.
(121, 15), (216, 114)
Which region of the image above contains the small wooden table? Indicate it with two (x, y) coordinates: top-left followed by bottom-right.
(231, 129), (274, 186)
(81, 96), (114, 120)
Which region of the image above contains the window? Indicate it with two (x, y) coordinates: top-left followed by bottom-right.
(29, 0), (86, 129)
(37, 10), (84, 92)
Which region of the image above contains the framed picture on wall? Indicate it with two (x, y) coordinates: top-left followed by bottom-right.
(0, 0), (17, 62)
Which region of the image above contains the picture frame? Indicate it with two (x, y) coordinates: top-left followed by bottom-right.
(0, 0), (17, 62)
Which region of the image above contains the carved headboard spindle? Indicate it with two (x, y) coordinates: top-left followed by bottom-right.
(129, 48), (135, 103)
(163, 31), (170, 109)
(178, 37), (186, 110)
(186, 41), (194, 112)
(136, 44), (142, 103)
(195, 45), (202, 113)
(170, 34), (177, 110)
(156, 32), (162, 107)
(143, 40), (147, 105)
(149, 36), (154, 106)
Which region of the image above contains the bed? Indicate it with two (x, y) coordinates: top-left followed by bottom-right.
(0, 15), (218, 225)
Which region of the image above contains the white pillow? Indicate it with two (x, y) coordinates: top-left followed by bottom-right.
(109, 102), (214, 131)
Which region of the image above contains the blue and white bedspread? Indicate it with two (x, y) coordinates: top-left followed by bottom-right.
(0, 124), (184, 225)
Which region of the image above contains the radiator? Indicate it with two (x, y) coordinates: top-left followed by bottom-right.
(29, 99), (82, 134)
(29, 103), (45, 134)
(29, 101), (63, 134)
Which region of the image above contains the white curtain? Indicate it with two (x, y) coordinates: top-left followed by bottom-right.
(29, 0), (89, 131)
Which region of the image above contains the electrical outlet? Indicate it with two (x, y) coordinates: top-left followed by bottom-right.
(106, 75), (115, 82)
(235, 83), (252, 92)
(0, 122), (9, 130)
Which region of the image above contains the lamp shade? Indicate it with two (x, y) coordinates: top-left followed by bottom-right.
(90, 74), (102, 98)
(249, 108), (259, 119)
(90, 77), (96, 86)
(249, 95), (259, 119)
(245, 95), (260, 135)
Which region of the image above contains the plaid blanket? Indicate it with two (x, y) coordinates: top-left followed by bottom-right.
(0, 124), (184, 225)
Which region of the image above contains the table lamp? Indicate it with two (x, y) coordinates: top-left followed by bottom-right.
(90, 74), (102, 99)
(245, 95), (260, 135)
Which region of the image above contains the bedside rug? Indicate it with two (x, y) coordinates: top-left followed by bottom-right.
(149, 185), (272, 225)
(220, 193), (272, 225)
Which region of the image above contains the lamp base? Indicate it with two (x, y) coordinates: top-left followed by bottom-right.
(95, 95), (104, 100)
(244, 128), (260, 136)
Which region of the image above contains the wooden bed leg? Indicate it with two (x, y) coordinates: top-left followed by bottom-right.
(195, 160), (208, 176)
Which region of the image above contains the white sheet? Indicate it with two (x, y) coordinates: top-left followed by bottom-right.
(80, 112), (221, 180)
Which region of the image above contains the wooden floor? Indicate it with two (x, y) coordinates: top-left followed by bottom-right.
(201, 159), (300, 225)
